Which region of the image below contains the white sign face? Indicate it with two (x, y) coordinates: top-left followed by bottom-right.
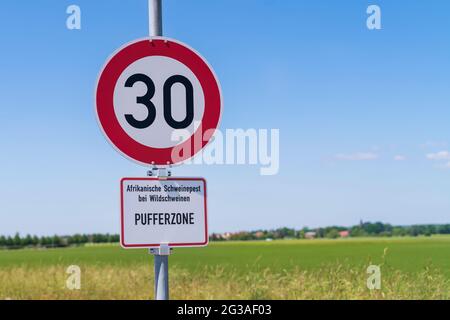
(120, 178), (208, 248)
(113, 56), (205, 149)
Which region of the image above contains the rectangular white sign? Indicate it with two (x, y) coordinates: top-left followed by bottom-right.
(120, 178), (208, 248)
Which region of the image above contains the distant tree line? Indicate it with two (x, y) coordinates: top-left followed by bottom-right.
(1, 222), (450, 249)
(209, 222), (450, 241)
(347, 222), (450, 237)
(0, 233), (119, 250)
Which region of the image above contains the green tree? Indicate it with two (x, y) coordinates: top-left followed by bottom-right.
(32, 236), (39, 246)
(325, 229), (340, 239)
(0, 236), (6, 247)
(23, 234), (33, 247)
(6, 236), (14, 247)
(13, 233), (21, 247)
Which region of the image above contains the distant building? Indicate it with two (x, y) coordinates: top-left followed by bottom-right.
(255, 231), (264, 239)
(221, 232), (233, 240)
(305, 232), (316, 239)
(339, 230), (350, 238)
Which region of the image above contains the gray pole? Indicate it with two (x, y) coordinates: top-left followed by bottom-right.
(149, 0), (163, 37)
(154, 253), (169, 300)
(148, 0), (168, 301)
(149, 173), (170, 300)
(152, 242), (170, 300)
(152, 241), (170, 300)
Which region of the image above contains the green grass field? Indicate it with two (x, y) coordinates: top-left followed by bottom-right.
(1, 236), (449, 299)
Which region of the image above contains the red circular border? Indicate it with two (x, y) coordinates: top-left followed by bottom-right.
(96, 38), (221, 165)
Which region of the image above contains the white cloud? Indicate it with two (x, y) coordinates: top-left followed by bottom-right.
(335, 152), (378, 161)
(394, 155), (406, 161)
(426, 151), (450, 161)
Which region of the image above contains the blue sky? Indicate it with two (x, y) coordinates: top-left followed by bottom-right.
(0, 0), (449, 236)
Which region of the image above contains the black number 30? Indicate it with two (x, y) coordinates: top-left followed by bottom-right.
(124, 74), (194, 130)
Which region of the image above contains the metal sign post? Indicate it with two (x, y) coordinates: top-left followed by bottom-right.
(151, 243), (170, 300)
(149, 0), (168, 301)
(148, 166), (171, 300)
(149, 0), (162, 37)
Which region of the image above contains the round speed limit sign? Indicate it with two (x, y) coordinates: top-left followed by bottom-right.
(95, 38), (222, 166)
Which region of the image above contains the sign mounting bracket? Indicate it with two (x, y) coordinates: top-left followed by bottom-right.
(147, 164), (172, 180)
(149, 242), (171, 256)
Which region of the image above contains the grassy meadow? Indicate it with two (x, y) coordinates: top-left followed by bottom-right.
(0, 236), (449, 299)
